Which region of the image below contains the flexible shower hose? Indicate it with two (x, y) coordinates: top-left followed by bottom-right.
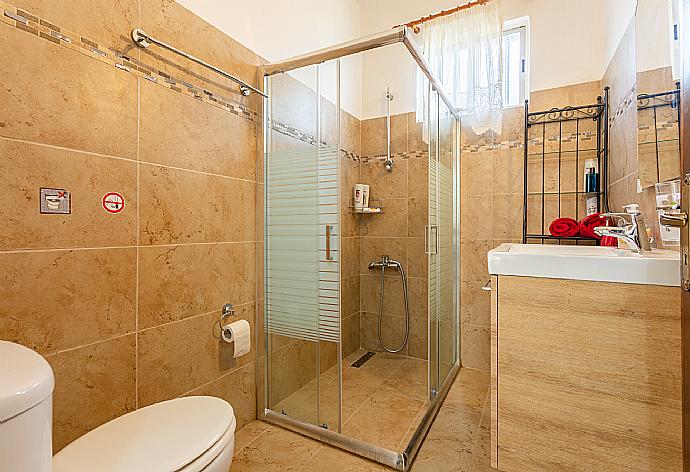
(376, 263), (410, 353)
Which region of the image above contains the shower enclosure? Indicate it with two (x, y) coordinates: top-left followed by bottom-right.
(258, 27), (460, 471)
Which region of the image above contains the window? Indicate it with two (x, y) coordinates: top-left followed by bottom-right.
(502, 26), (527, 108)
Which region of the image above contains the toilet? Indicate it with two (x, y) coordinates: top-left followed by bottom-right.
(0, 341), (236, 472)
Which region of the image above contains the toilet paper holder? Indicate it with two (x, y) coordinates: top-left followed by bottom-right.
(218, 303), (235, 341)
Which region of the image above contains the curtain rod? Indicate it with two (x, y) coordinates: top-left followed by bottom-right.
(394, 0), (492, 33)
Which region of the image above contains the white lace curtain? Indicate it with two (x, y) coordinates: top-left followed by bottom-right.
(415, 2), (504, 136)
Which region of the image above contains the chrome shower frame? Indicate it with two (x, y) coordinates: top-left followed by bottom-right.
(257, 26), (461, 471)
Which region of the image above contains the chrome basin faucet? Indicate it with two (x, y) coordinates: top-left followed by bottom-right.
(594, 210), (651, 253)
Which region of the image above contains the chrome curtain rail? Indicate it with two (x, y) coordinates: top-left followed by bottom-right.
(131, 29), (267, 98)
(263, 28), (405, 76)
(263, 26), (460, 120)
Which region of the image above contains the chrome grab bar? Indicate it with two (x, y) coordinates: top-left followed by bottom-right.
(131, 29), (268, 98)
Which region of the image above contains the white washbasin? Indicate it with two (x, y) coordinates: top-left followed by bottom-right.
(488, 243), (680, 286)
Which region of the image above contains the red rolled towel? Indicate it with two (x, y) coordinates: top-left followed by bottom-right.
(549, 217), (580, 237)
(601, 236), (618, 247)
(578, 213), (608, 239)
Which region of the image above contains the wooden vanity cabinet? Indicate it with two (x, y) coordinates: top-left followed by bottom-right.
(490, 275), (682, 472)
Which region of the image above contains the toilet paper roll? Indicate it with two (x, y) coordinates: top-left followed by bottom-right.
(221, 319), (251, 358)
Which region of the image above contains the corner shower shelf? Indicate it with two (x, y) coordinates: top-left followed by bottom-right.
(349, 198), (384, 214)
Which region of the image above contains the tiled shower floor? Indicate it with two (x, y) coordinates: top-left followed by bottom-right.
(234, 362), (493, 471)
(273, 349), (430, 451)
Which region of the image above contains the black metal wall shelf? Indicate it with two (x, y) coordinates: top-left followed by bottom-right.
(522, 88), (609, 244)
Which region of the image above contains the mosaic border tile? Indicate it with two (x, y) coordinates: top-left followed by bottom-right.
(0, 1), (259, 124)
(609, 84), (636, 127)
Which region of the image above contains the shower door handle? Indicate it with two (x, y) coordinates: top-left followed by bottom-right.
(325, 225), (334, 261)
(425, 225), (439, 255)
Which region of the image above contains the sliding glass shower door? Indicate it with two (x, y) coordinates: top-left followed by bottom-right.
(428, 89), (460, 397)
(264, 61), (342, 430)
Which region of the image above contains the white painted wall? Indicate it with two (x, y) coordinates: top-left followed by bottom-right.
(603, 0), (638, 69)
(636, 0), (673, 72)
(359, 0), (607, 118)
(179, 0), (666, 120)
(178, 0), (364, 116)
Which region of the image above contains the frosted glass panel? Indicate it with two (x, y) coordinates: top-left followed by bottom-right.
(266, 144), (340, 343)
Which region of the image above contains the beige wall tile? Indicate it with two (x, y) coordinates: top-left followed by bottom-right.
(491, 194), (523, 240)
(359, 198), (408, 237)
(341, 110), (361, 156)
(460, 240), (492, 284)
(530, 80), (603, 110)
(137, 303), (255, 406)
(0, 139), (137, 250)
(406, 237), (428, 279)
(408, 156), (429, 198)
(360, 159), (408, 199)
(461, 282), (491, 327)
(361, 117), (386, 157)
(341, 237), (361, 278)
(408, 316), (428, 360)
(461, 151), (493, 196)
(186, 362), (256, 431)
(11, 0), (139, 53)
(492, 148), (523, 196)
(407, 112), (427, 153)
(138, 242), (256, 329)
(139, 164), (255, 245)
(139, 80), (257, 180)
(461, 324), (490, 371)
(0, 248), (136, 355)
(267, 73), (318, 139)
(342, 312), (361, 358)
(408, 198), (428, 238)
(268, 339), (317, 405)
(47, 335), (136, 451)
(461, 194), (492, 240)
(360, 237), (407, 274)
(637, 67), (676, 95)
(360, 275), (405, 316)
(140, 0), (261, 104)
(341, 275), (360, 317)
(0, 26), (138, 159)
(407, 277), (428, 319)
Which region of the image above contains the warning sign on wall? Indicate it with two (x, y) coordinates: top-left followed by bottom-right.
(102, 192), (125, 214)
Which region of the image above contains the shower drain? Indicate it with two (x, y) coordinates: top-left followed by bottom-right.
(351, 351), (375, 368)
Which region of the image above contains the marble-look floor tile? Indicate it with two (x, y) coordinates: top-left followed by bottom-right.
(231, 424), (321, 472)
(443, 368), (490, 415)
(410, 406), (481, 472)
(234, 421), (271, 453)
(469, 400), (497, 472)
(380, 357), (429, 402)
(302, 444), (390, 472)
(343, 390), (426, 450)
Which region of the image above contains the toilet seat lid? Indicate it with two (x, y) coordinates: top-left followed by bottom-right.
(0, 341), (54, 422)
(53, 396), (236, 472)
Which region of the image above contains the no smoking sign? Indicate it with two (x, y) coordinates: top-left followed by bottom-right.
(102, 192), (125, 214)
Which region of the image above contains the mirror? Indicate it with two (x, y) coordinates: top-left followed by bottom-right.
(636, 0), (681, 189)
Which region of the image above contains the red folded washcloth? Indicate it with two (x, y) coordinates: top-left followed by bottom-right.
(549, 217), (580, 237)
(578, 213), (608, 239)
